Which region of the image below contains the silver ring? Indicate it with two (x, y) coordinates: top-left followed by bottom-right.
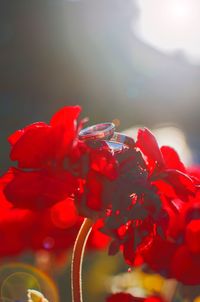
(79, 122), (115, 141)
(110, 132), (135, 147)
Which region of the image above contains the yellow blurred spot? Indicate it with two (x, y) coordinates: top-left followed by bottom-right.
(142, 273), (164, 293)
(194, 297), (200, 302)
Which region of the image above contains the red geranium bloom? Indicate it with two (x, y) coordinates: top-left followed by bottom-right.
(106, 293), (145, 302)
(106, 293), (166, 302)
(1, 106), (197, 279)
(136, 128), (195, 201)
(3, 106), (87, 210)
(3, 167), (78, 210)
(9, 106), (82, 168)
(0, 172), (109, 258)
(141, 166), (200, 285)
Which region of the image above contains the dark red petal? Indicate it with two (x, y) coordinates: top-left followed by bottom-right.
(185, 219), (200, 253)
(10, 124), (53, 168)
(160, 146), (186, 172)
(171, 245), (200, 285)
(4, 168), (77, 210)
(136, 128), (164, 170)
(90, 148), (119, 180)
(85, 171), (104, 211)
(142, 236), (177, 278)
(106, 293), (145, 302)
(156, 169), (195, 200)
(123, 231), (136, 266)
(50, 106), (81, 160)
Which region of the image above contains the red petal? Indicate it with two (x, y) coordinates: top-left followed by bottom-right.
(0, 169), (14, 209)
(161, 146), (186, 172)
(136, 128), (164, 170)
(0, 205), (35, 257)
(8, 122), (47, 145)
(90, 148), (119, 180)
(50, 106), (81, 127)
(50, 198), (79, 229)
(171, 245), (200, 284)
(145, 298), (166, 302)
(10, 124), (52, 168)
(88, 220), (110, 250)
(4, 168), (77, 210)
(85, 171), (104, 211)
(157, 169), (195, 200)
(142, 236), (176, 278)
(106, 293), (145, 302)
(185, 219), (200, 253)
(50, 106), (81, 160)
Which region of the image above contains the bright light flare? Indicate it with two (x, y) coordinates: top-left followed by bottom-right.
(133, 0), (200, 63)
(168, 1), (194, 22)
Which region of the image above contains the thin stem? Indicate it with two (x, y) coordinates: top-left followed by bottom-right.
(71, 218), (93, 302)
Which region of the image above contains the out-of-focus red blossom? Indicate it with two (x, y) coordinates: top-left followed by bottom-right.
(142, 171), (200, 285)
(3, 167), (78, 210)
(106, 293), (144, 302)
(0, 170), (110, 257)
(0, 193), (109, 258)
(106, 293), (166, 302)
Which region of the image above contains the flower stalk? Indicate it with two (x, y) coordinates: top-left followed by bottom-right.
(71, 218), (93, 302)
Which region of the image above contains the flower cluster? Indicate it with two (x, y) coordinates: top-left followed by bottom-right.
(142, 165), (200, 285)
(0, 105), (199, 287)
(0, 106), (110, 257)
(106, 293), (166, 302)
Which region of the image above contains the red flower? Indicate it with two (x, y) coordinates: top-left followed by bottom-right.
(136, 128), (195, 201)
(1, 105), (198, 283)
(106, 293), (145, 302)
(75, 143), (119, 217)
(3, 106), (86, 210)
(0, 172), (109, 257)
(136, 128), (164, 171)
(171, 245), (200, 285)
(106, 293), (166, 302)
(4, 168), (77, 210)
(9, 106), (81, 168)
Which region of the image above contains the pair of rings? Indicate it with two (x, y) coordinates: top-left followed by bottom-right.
(79, 122), (134, 149)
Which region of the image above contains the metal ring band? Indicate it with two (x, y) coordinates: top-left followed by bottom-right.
(110, 132), (135, 147)
(79, 122), (115, 141)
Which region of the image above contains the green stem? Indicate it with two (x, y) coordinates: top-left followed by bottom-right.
(71, 218), (93, 302)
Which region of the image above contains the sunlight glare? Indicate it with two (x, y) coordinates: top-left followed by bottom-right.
(133, 0), (200, 63)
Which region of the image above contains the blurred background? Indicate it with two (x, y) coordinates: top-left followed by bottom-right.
(1, 0), (200, 172)
(1, 0), (200, 301)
